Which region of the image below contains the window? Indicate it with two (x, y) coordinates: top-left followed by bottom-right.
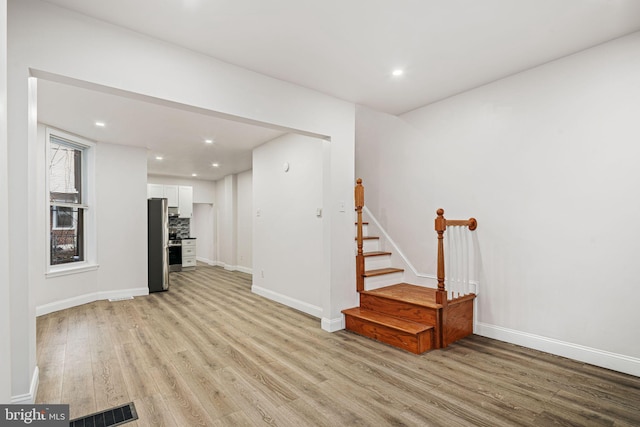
(47, 129), (95, 271)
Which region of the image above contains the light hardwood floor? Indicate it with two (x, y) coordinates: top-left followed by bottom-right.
(36, 265), (640, 426)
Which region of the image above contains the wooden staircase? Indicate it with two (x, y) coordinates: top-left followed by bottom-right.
(342, 285), (438, 354)
(342, 179), (477, 354)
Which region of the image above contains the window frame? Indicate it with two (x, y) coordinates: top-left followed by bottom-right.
(46, 127), (97, 276)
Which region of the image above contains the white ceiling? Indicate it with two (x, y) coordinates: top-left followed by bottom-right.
(36, 0), (640, 180)
(37, 80), (286, 181)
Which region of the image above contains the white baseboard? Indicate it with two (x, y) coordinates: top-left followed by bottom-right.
(11, 366), (38, 404)
(234, 265), (253, 275)
(322, 316), (344, 332)
(475, 322), (640, 377)
(196, 257), (215, 265)
(211, 261), (253, 275)
(251, 285), (322, 319)
(212, 261), (234, 271)
(99, 287), (149, 301)
(36, 287), (149, 316)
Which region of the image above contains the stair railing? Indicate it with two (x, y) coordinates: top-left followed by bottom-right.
(435, 208), (477, 305)
(355, 178), (365, 292)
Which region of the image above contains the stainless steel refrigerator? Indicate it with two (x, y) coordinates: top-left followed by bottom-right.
(148, 198), (170, 292)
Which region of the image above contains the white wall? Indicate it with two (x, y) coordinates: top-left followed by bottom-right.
(205, 169), (251, 275)
(6, 62), (37, 404)
(0, 0), (12, 404)
(215, 179), (225, 267)
(96, 143), (148, 293)
(356, 31), (640, 375)
(236, 170), (253, 273)
(8, 0), (354, 400)
(192, 203), (214, 264)
(34, 127), (149, 314)
(216, 175), (238, 271)
(211, 171), (251, 273)
(147, 174), (215, 204)
(253, 134), (324, 317)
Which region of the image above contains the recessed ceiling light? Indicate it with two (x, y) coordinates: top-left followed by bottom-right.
(155, 156), (163, 160)
(192, 173), (197, 177)
(205, 139), (214, 144)
(392, 69), (404, 77)
(95, 121), (105, 127)
(212, 163), (219, 168)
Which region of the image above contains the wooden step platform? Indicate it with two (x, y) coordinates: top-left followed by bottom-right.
(343, 283), (476, 352)
(359, 283), (441, 326)
(341, 307), (434, 354)
(361, 283), (441, 307)
(363, 267), (404, 277)
(363, 251), (392, 257)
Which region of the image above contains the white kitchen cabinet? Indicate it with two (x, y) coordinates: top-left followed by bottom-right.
(178, 186), (193, 218)
(182, 238), (196, 270)
(164, 185), (179, 207)
(147, 184), (192, 216)
(147, 184), (164, 199)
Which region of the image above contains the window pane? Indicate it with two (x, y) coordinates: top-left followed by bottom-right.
(53, 206), (74, 228)
(49, 138), (82, 204)
(50, 206), (84, 265)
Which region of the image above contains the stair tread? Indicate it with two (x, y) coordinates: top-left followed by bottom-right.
(361, 283), (442, 308)
(364, 267), (404, 277)
(363, 251), (392, 257)
(342, 307), (433, 334)
(355, 236), (379, 240)
(355, 222), (369, 225)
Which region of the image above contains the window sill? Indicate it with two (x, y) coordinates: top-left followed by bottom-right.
(46, 263), (99, 278)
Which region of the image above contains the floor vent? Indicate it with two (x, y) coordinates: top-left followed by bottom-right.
(69, 402), (138, 427)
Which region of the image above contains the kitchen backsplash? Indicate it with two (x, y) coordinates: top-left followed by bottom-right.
(169, 217), (190, 238)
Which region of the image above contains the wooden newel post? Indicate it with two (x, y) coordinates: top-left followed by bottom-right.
(435, 208), (447, 305)
(355, 179), (365, 292)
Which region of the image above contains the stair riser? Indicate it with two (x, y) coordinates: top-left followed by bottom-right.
(344, 315), (433, 354)
(360, 294), (439, 325)
(364, 272), (403, 290)
(354, 224), (370, 235)
(364, 255), (392, 270)
(360, 239), (379, 253)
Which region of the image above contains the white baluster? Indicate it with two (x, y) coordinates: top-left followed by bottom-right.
(463, 225), (469, 296)
(445, 226), (451, 298)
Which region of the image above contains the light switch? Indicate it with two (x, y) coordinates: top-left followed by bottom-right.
(316, 208), (322, 217)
